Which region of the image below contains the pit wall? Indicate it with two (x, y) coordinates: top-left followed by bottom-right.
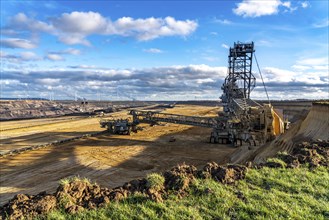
(295, 103), (329, 140)
(252, 102), (329, 163)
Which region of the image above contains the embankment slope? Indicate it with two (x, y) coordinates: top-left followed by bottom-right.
(253, 103), (329, 163)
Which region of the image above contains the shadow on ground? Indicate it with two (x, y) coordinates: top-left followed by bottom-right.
(0, 126), (236, 205)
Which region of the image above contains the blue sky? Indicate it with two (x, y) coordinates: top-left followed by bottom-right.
(1, 0), (328, 100)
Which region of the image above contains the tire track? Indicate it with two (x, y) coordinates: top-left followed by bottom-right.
(0, 130), (108, 157)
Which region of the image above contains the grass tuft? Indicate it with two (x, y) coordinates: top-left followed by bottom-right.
(146, 173), (165, 191)
(46, 166), (329, 219)
(58, 176), (92, 186)
(266, 157), (287, 168)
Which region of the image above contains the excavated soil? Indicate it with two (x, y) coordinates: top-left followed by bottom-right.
(0, 105), (237, 205)
(2, 137), (327, 220)
(0, 162), (248, 219)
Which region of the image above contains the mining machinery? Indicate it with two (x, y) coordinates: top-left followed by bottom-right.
(100, 42), (287, 146)
(100, 117), (136, 135)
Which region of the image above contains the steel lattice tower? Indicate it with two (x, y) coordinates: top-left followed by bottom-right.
(221, 42), (256, 104)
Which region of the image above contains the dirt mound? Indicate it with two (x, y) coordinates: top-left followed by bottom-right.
(253, 103), (329, 163)
(292, 140), (329, 167)
(0, 162), (248, 219)
(199, 162), (248, 184)
(55, 180), (111, 214)
(122, 178), (148, 194)
(277, 154), (300, 168)
(263, 140), (329, 169)
(0, 192), (56, 220)
(163, 163), (197, 195)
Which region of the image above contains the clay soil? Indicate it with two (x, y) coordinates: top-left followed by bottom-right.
(0, 105), (236, 205)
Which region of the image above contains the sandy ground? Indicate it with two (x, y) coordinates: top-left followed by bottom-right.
(0, 116), (104, 154)
(0, 105), (237, 205)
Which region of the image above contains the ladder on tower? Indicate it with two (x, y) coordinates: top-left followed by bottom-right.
(233, 98), (250, 111)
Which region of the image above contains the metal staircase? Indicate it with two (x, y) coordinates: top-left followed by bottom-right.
(233, 98), (250, 110)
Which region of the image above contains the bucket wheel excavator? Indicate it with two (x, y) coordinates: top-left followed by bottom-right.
(100, 42), (288, 147)
(212, 42), (286, 146)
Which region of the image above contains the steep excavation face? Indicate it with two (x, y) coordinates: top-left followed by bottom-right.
(252, 102), (329, 163)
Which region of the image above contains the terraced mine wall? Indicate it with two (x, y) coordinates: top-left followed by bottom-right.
(265, 100), (313, 123)
(0, 100), (157, 121)
(252, 102), (329, 163)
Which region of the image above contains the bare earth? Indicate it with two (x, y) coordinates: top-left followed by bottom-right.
(0, 116), (104, 154)
(0, 105), (236, 205)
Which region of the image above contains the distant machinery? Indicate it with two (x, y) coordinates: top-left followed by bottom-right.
(100, 117), (136, 135)
(100, 42), (287, 147)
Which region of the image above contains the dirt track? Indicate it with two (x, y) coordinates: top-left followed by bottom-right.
(0, 116), (104, 154)
(0, 105), (236, 205)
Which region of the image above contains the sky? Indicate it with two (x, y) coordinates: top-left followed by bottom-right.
(0, 0), (328, 101)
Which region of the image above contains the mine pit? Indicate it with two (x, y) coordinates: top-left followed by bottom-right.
(0, 42), (328, 219)
(0, 105), (238, 205)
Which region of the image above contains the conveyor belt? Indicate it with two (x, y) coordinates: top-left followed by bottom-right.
(130, 110), (223, 128)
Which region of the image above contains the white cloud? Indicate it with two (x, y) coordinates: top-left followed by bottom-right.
(143, 48), (163, 53)
(313, 65), (329, 71)
(282, 1), (298, 13)
(1, 29), (20, 36)
(301, 1), (309, 8)
(46, 53), (65, 61)
(313, 19), (329, 28)
(262, 67), (328, 88)
(293, 57), (328, 73)
(64, 48), (81, 55)
(233, 0), (292, 17)
(49, 48), (81, 55)
(221, 43), (229, 49)
(214, 18), (232, 25)
(296, 57), (328, 66)
(37, 78), (61, 85)
(5, 12), (198, 46)
(281, 1), (291, 8)
(53, 11), (107, 34)
(113, 16), (198, 41)
(2, 64), (328, 100)
(196, 78), (214, 84)
(9, 13), (54, 33)
(263, 67), (296, 82)
(20, 51), (39, 60)
(69, 65), (96, 69)
(1, 38), (37, 49)
(1, 51), (40, 63)
(291, 65), (311, 71)
(263, 57), (328, 86)
(58, 34), (91, 46)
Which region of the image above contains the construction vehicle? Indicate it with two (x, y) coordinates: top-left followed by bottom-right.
(100, 117), (136, 135)
(101, 42), (288, 146)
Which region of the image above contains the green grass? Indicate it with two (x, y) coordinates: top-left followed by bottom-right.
(146, 173), (165, 191)
(266, 157), (287, 168)
(58, 176), (92, 186)
(41, 165), (329, 220)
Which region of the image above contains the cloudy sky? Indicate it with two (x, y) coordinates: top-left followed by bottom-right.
(1, 0), (328, 100)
